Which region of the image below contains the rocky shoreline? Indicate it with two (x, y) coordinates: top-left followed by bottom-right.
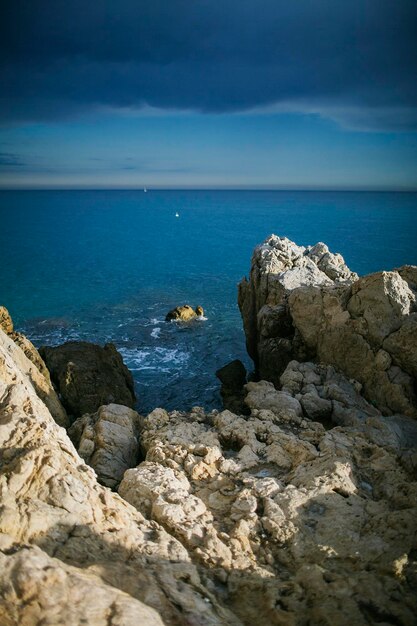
(1, 235), (416, 625)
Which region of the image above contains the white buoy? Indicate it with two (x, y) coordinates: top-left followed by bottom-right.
(175, 212), (179, 218)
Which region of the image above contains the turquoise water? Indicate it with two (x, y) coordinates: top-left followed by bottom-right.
(1, 190), (416, 412)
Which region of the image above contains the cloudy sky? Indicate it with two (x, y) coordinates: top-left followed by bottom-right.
(1, 0), (417, 189)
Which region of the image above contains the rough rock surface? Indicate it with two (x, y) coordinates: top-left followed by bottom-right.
(166, 304), (204, 321)
(39, 341), (136, 421)
(246, 361), (417, 466)
(216, 359), (249, 415)
(10, 331), (51, 378)
(69, 404), (141, 488)
(0, 310), (68, 427)
(0, 547), (165, 626)
(2, 318), (417, 625)
(119, 400), (417, 626)
(0, 327), (241, 626)
(238, 235), (417, 417)
(0, 306), (50, 377)
(0, 306), (14, 334)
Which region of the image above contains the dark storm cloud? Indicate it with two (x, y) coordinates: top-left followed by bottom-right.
(1, 0), (416, 129)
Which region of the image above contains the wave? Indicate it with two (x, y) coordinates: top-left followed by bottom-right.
(118, 346), (190, 371)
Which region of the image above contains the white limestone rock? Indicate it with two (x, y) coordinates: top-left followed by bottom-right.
(2, 293), (417, 626)
(0, 308), (68, 427)
(117, 402), (417, 626)
(69, 403), (141, 488)
(238, 235), (357, 386)
(0, 327), (241, 626)
(0, 547), (164, 626)
(239, 235), (417, 417)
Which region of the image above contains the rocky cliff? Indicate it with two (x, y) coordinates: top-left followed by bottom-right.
(1, 236), (417, 626)
(238, 235), (417, 417)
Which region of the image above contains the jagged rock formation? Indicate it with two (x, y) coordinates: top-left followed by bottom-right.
(0, 327), (240, 626)
(119, 400), (417, 626)
(216, 359), (249, 415)
(1, 235), (417, 626)
(69, 404), (141, 488)
(246, 361), (417, 469)
(2, 317), (417, 624)
(40, 341), (136, 422)
(0, 306), (68, 427)
(238, 235), (417, 417)
(166, 304), (204, 321)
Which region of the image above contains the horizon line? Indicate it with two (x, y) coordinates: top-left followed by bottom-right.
(0, 185), (416, 193)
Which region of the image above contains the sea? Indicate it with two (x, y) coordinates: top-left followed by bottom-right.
(1, 190), (416, 413)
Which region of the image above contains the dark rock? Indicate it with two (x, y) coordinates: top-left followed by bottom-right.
(39, 341), (135, 422)
(216, 359), (250, 415)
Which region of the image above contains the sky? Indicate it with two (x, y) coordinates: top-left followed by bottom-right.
(1, 0), (417, 190)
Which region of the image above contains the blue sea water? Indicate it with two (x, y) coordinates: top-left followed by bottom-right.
(1, 190), (416, 413)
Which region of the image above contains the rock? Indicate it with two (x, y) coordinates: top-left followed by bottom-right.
(165, 304), (204, 321)
(383, 313), (417, 379)
(238, 235), (357, 386)
(10, 331), (51, 379)
(0, 305), (13, 334)
(0, 305), (51, 380)
(0, 326), (241, 626)
(68, 404), (141, 488)
(2, 319), (417, 625)
(239, 235), (417, 417)
(216, 359), (249, 415)
(0, 547), (165, 626)
(245, 380), (303, 423)
(39, 341), (136, 421)
(119, 402), (417, 626)
(289, 273), (417, 417)
(0, 327), (68, 427)
(396, 264), (417, 292)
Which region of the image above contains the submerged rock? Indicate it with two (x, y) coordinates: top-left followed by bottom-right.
(39, 341), (136, 422)
(216, 359), (250, 415)
(165, 304), (204, 321)
(68, 403), (141, 488)
(239, 235), (417, 417)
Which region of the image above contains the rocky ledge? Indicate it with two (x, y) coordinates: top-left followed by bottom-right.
(0, 235), (416, 626)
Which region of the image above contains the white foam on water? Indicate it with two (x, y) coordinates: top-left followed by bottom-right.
(150, 317), (164, 325)
(196, 316), (208, 321)
(154, 347), (190, 365)
(151, 327), (161, 339)
(119, 346), (190, 371)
